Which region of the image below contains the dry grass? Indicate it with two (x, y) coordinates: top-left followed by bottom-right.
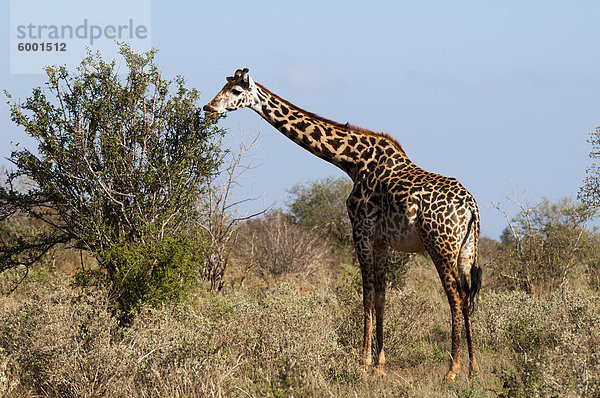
(0, 255), (599, 397)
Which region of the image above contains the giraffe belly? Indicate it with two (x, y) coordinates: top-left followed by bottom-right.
(386, 223), (426, 253)
(383, 200), (426, 253)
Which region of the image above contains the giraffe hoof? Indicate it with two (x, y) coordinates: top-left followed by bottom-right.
(358, 365), (370, 375)
(444, 370), (457, 383)
(374, 367), (386, 377)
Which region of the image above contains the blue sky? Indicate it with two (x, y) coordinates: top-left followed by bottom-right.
(2, 1), (600, 239)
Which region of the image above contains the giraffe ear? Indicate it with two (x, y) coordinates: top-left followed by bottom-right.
(226, 76), (235, 82)
(247, 75), (254, 87)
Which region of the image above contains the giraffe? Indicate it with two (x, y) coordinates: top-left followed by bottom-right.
(203, 68), (482, 382)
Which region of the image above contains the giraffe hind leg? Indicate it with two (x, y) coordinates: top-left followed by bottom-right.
(428, 249), (463, 382)
(373, 241), (388, 376)
(458, 244), (479, 375)
(446, 282), (463, 382)
(463, 303), (479, 375)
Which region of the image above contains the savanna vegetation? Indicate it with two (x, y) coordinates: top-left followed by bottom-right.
(1, 48), (599, 397)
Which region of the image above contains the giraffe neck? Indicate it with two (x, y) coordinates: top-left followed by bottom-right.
(251, 83), (407, 175)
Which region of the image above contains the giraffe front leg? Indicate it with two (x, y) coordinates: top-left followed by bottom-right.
(350, 215), (376, 374)
(374, 290), (386, 376)
(361, 288), (374, 372)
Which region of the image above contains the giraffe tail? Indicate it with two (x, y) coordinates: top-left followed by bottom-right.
(466, 207), (482, 314)
(469, 261), (482, 314)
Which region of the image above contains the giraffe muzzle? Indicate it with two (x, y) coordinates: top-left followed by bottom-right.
(203, 104), (218, 112)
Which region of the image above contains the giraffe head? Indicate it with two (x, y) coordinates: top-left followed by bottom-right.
(203, 68), (258, 114)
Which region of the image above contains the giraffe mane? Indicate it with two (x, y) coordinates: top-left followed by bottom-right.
(256, 83), (406, 154)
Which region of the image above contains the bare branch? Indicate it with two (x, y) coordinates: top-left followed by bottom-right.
(196, 128), (263, 291)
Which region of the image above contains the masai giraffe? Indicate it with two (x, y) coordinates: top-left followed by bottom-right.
(203, 68), (482, 382)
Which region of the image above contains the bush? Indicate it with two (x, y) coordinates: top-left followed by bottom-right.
(83, 233), (206, 315)
(237, 212), (328, 279)
(1, 44), (225, 312)
(3, 259), (599, 397)
(580, 124), (600, 206)
(286, 176), (353, 247)
(0, 280), (120, 397)
(0, 277), (354, 397)
(387, 250), (411, 290)
(492, 197), (597, 294)
(477, 289), (600, 397)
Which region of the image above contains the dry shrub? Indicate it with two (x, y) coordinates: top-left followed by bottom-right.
(383, 288), (437, 366)
(477, 288), (600, 397)
(491, 197), (597, 294)
(0, 279), (122, 397)
(0, 277), (357, 397)
(5, 262), (599, 397)
(0, 277), (232, 397)
(238, 212), (328, 279)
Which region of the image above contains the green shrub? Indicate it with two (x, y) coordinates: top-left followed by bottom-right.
(387, 250), (411, 290)
(1, 44), (225, 311)
(78, 233), (206, 317)
(286, 176), (353, 247)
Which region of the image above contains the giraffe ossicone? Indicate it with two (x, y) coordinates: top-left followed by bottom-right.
(204, 68), (483, 382)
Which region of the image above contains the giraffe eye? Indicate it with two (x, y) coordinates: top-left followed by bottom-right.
(231, 88), (242, 96)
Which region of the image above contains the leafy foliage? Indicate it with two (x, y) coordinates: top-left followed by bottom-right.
(580, 125), (600, 207)
(84, 233), (206, 313)
(0, 45), (225, 312)
(286, 176), (353, 246)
